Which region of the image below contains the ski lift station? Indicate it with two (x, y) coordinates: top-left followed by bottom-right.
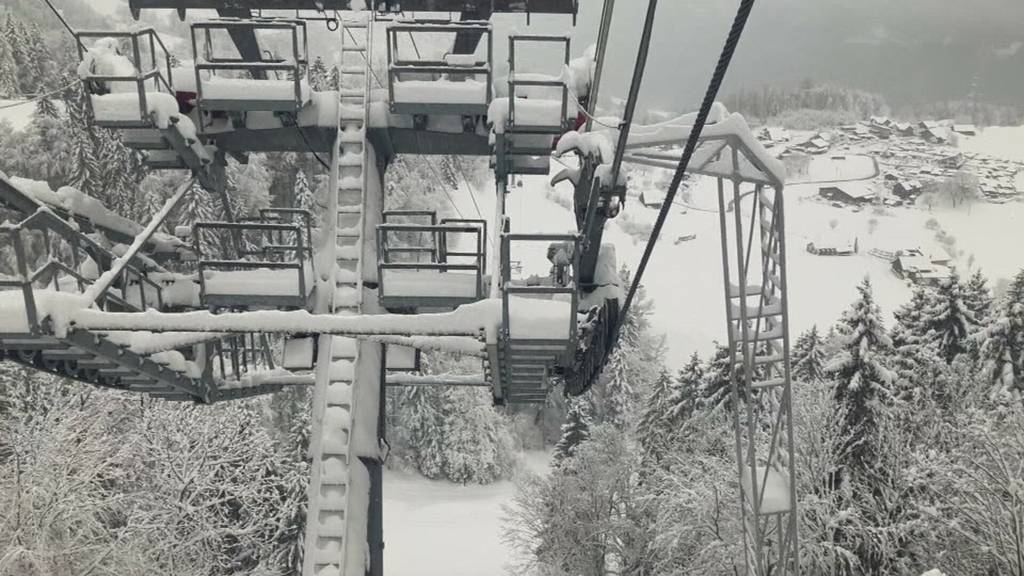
(0, 1), (800, 574)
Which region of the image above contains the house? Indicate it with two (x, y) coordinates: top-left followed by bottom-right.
(819, 183), (875, 205)
(893, 122), (914, 136)
(792, 134), (831, 155)
(758, 126), (790, 143)
(806, 230), (858, 256)
(938, 152), (966, 170)
(918, 120), (941, 131)
(953, 123), (977, 136)
(891, 249), (952, 286)
(870, 116), (892, 127)
(892, 179), (923, 199)
(922, 126), (949, 143)
(639, 188), (667, 208)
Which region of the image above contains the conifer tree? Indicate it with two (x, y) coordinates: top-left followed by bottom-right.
(553, 398), (592, 463)
(792, 325), (827, 382)
(921, 270), (976, 363)
(697, 344), (734, 412)
(3, 15), (27, 95)
(0, 34), (17, 97)
(308, 56), (329, 91)
(636, 368), (674, 455)
(294, 168), (315, 212)
(979, 269), (1024, 400)
(667, 353), (702, 423)
(963, 269), (994, 325)
(825, 278), (893, 473)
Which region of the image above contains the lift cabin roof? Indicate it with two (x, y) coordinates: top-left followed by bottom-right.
(129, 0), (578, 15)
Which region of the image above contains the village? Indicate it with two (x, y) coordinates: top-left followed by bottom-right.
(752, 117), (1024, 286)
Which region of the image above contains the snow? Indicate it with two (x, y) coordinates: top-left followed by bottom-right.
(392, 80), (489, 105)
(506, 296), (574, 339)
(77, 38), (140, 94)
(565, 45), (597, 100)
(741, 465), (792, 515)
(201, 78), (312, 104)
(383, 451), (551, 576)
(488, 96), (575, 134)
(381, 269), (480, 298)
(958, 125), (1024, 162)
(90, 92), (182, 126)
(0, 101), (46, 131)
(202, 267), (314, 297)
(0, 289), (87, 333)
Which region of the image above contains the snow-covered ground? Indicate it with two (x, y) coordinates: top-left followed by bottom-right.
(958, 125), (1024, 162)
(383, 451), (551, 576)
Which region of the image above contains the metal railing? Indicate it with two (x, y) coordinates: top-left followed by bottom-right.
(377, 219), (487, 308)
(0, 209), (164, 334)
(76, 28), (176, 128)
(191, 18), (309, 114)
(499, 233), (580, 366)
(507, 35), (570, 134)
(386, 21), (493, 115)
(193, 219), (313, 308)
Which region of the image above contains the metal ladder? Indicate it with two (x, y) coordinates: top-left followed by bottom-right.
(303, 13), (373, 576)
(717, 180), (798, 576)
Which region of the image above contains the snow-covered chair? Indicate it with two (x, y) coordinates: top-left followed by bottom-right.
(193, 214), (316, 310)
(376, 210), (487, 310)
(386, 20), (493, 116)
(190, 18), (312, 114)
(76, 29), (179, 129)
(496, 233), (580, 404)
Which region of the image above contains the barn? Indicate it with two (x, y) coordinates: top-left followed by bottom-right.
(819, 183), (875, 205)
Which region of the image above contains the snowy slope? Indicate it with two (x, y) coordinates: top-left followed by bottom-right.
(0, 101), (37, 132)
(383, 451), (551, 576)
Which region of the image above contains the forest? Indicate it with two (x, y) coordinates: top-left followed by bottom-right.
(504, 272), (1024, 576)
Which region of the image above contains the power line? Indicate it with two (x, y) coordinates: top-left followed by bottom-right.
(618, 0), (759, 325)
(40, 0), (85, 50)
(0, 78), (82, 110)
(452, 156), (494, 251)
(423, 159), (465, 219)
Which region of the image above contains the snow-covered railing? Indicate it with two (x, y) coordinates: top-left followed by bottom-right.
(500, 233), (580, 366)
(376, 219), (487, 309)
(0, 209), (165, 334)
(506, 35), (572, 134)
(191, 18), (310, 114)
(76, 29), (177, 128)
(192, 219), (314, 309)
(386, 21), (493, 116)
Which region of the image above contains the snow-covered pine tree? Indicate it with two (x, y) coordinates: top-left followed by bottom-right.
(963, 269), (994, 325)
(308, 56), (329, 91)
(636, 368), (674, 456)
(697, 344), (735, 412)
(177, 181), (219, 254)
(597, 267), (659, 428)
(921, 269), (977, 363)
(792, 325), (827, 382)
(2, 14), (27, 95)
(979, 269), (1024, 401)
(889, 286), (944, 399)
(294, 167), (315, 212)
(0, 34), (19, 98)
(825, 277), (893, 473)
(668, 353), (702, 423)
(553, 397), (592, 463)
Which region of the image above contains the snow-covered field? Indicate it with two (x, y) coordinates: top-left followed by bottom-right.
(383, 451), (551, 576)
